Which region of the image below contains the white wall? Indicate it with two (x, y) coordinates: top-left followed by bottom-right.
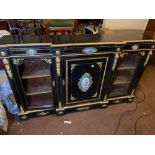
(102, 19), (149, 30)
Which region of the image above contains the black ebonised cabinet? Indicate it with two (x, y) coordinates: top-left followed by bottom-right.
(0, 34), (154, 120)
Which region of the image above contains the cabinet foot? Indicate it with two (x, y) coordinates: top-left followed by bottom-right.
(19, 115), (29, 121)
(101, 104), (108, 108)
(127, 98), (134, 103)
(56, 110), (65, 116)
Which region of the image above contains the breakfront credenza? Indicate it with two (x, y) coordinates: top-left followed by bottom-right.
(0, 34), (154, 120)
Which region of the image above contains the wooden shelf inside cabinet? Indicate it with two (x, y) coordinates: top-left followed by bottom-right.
(20, 62), (51, 79)
(118, 54), (140, 69)
(22, 67), (51, 79)
(23, 77), (53, 96)
(113, 81), (130, 85)
(27, 93), (54, 108)
(26, 89), (52, 96)
(117, 66), (136, 70)
(113, 68), (135, 84)
(109, 83), (129, 97)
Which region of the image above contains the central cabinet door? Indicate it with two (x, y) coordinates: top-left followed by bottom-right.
(62, 55), (111, 106)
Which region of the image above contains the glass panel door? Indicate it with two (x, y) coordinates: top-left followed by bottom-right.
(109, 53), (141, 97)
(17, 59), (54, 109)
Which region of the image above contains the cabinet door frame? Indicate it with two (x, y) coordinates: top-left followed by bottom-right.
(10, 56), (56, 111)
(60, 53), (115, 109)
(107, 51), (151, 101)
(128, 50), (152, 94)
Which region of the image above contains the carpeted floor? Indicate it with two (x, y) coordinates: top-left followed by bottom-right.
(7, 64), (155, 135)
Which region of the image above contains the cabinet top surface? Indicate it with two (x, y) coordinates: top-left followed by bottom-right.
(0, 33), (154, 46)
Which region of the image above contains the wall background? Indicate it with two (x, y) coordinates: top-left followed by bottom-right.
(102, 19), (149, 30)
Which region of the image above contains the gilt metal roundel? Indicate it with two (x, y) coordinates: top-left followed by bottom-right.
(78, 73), (93, 92)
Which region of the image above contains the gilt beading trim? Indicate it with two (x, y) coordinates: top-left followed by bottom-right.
(56, 56), (61, 76)
(144, 50), (152, 66)
(112, 53), (119, 71)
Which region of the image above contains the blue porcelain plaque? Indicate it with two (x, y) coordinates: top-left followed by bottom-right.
(82, 47), (97, 54)
(26, 49), (37, 55)
(78, 73), (93, 92)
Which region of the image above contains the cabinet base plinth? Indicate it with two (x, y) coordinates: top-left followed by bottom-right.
(18, 108), (55, 120)
(108, 95), (135, 104)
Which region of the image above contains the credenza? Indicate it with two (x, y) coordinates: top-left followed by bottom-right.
(0, 33), (154, 120)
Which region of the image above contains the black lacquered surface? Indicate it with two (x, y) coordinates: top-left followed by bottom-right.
(0, 32), (153, 45)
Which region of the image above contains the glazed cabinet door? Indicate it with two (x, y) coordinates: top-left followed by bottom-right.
(108, 51), (152, 100)
(61, 53), (114, 108)
(11, 57), (55, 110)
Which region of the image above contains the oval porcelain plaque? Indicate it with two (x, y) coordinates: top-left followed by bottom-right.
(78, 73), (93, 92)
(26, 49), (37, 55)
(82, 47), (97, 54)
(131, 44), (139, 50)
(81, 77), (90, 89)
